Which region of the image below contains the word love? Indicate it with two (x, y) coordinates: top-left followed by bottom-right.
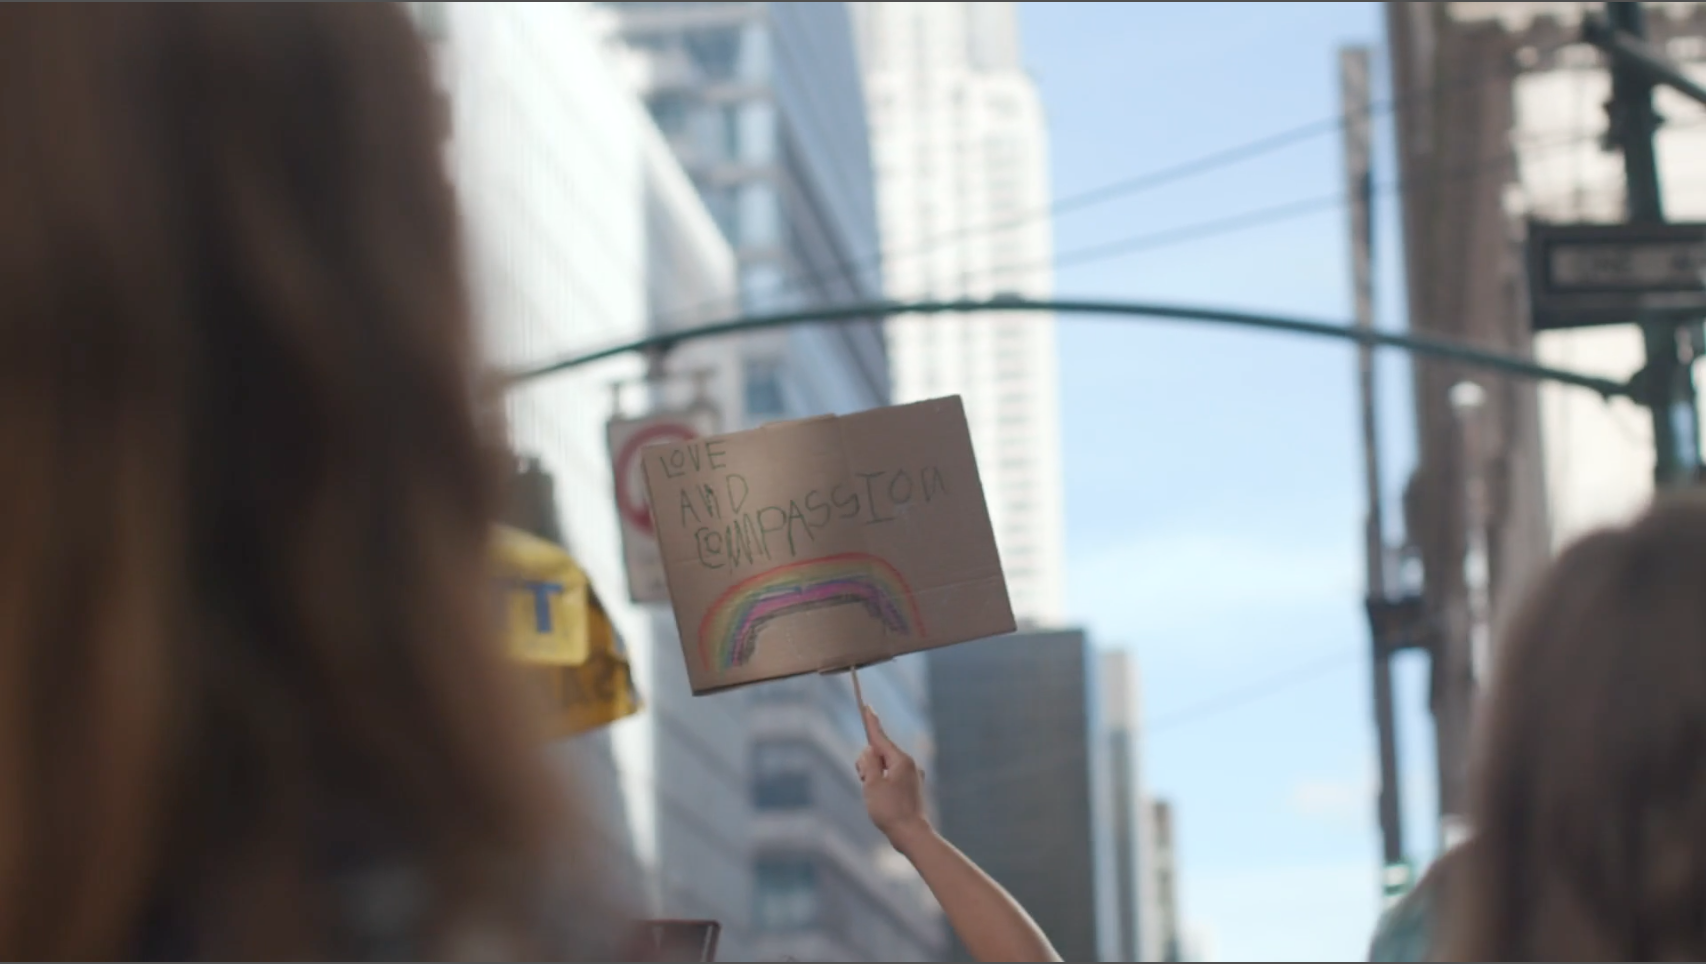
(651, 438), (731, 479)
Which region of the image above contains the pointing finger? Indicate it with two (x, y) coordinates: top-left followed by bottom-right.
(861, 702), (884, 749)
(862, 704), (889, 746)
(863, 705), (904, 762)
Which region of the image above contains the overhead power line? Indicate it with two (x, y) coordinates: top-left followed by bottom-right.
(1144, 650), (1363, 736)
(647, 44), (1577, 330)
(1009, 115), (1702, 282)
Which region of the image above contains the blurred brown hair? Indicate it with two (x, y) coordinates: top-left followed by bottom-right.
(0, 4), (571, 958)
(1439, 493), (1706, 961)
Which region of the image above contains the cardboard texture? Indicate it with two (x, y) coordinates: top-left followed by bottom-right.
(609, 406), (721, 603)
(642, 396), (1015, 695)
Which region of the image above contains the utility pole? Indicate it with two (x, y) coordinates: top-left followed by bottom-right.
(1604, 1), (1702, 486)
(1341, 46), (1407, 893)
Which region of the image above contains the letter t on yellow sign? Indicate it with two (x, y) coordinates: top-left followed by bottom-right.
(492, 524), (644, 739)
(495, 524), (598, 665)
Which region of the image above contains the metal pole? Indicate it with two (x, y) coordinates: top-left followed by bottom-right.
(508, 297), (1631, 400)
(1441, 380), (1492, 854)
(1606, 1), (1701, 485)
(1586, 12), (1706, 108)
(1451, 383), (1493, 690)
(1342, 46), (1406, 879)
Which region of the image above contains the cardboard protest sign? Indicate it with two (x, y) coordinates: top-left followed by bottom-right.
(641, 396), (1015, 695)
(609, 406), (721, 603)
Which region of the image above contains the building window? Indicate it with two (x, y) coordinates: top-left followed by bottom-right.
(649, 93), (692, 138)
(754, 771), (811, 810)
(704, 187), (739, 246)
(738, 101), (777, 165)
(687, 27), (743, 81)
(744, 357), (786, 418)
(753, 742), (812, 810)
(754, 859), (818, 932)
(739, 182), (781, 247)
(719, 106), (742, 161)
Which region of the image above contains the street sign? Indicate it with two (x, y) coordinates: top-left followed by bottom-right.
(1528, 220), (1706, 329)
(609, 405), (721, 604)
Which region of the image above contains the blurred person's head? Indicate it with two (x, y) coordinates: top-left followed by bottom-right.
(1440, 494), (1706, 961)
(0, 4), (577, 958)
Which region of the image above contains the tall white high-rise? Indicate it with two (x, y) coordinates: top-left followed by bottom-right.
(852, 2), (1066, 626)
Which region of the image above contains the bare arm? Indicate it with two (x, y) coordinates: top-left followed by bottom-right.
(857, 706), (1062, 963)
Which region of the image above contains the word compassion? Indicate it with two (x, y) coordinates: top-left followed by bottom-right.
(651, 439), (950, 571)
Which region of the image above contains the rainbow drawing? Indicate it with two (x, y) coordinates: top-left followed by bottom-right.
(698, 552), (926, 675)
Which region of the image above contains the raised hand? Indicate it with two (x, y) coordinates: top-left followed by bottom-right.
(856, 705), (930, 851)
(849, 700), (1062, 962)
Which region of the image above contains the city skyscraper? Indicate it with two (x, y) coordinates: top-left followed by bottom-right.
(596, 5), (942, 960)
(1151, 800), (1183, 962)
(1102, 651), (1160, 963)
(927, 628), (1121, 962)
(852, 1), (1066, 626)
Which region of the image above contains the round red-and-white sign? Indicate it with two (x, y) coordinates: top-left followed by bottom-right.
(614, 421), (701, 535)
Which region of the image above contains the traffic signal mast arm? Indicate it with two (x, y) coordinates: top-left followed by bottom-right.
(507, 296), (1630, 402)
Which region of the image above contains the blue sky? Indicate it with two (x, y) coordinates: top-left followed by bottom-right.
(1020, 3), (1441, 959)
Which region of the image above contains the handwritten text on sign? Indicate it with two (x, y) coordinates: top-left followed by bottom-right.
(641, 396), (1014, 695)
(652, 438), (952, 570)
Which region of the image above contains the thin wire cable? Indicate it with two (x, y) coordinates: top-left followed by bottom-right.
(641, 41), (1581, 332)
(1015, 112), (1706, 282)
(516, 121), (1687, 383)
(820, 45), (1575, 299)
(1144, 650), (1363, 736)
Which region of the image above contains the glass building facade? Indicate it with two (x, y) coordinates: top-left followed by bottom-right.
(928, 628), (1121, 962)
(599, 1), (889, 414)
(599, 4), (942, 960)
